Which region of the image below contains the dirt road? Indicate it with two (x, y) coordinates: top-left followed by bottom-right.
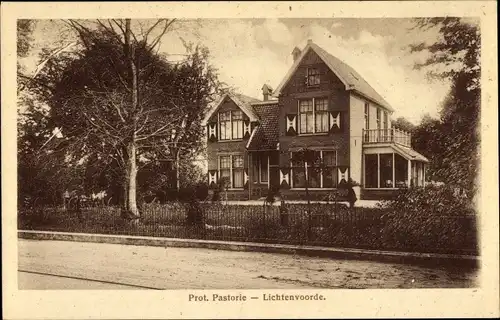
(18, 239), (478, 289)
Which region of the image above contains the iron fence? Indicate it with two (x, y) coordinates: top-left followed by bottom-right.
(17, 202), (478, 255)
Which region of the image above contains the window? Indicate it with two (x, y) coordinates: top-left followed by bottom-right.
(232, 155), (244, 188)
(219, 112), (231, 140)
(395, 154), (408, 188)
(299, 98), (330, 134)
(252, 154), (269, 184)
(364, 153), (403, 189)
(376, 108), (381, 130)
(260, 155), (268, 183)
(219, 154), (244, 189)
(218, 110), (244, 140)
(291, 150), (337, 189)
(307, 68), (320, 86)
(219, 155), (231, 183)
(231, 111), (243, 139)
(364, 103), (369, 130)
(314, 98), (329, 133)
(364, 154), (378, 188)
(383, 111), (388, 130)
(322, 151), (338, 188)
(299, 100), (314, 134)
(380, 154), (393, 188)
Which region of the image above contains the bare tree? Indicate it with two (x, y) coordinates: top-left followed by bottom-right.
(25, 19), (222, 220)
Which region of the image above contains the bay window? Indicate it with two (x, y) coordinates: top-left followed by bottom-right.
(299, 98), (330, 135)
(291, 150), (337, 189)
(218, 110), (244, 140)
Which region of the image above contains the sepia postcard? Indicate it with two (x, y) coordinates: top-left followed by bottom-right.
(2, 1), (499, 319)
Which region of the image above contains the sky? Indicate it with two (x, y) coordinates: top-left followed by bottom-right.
(21, 18), (458, 124)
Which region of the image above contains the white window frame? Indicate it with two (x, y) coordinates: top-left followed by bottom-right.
(297, 98), (330, 135)
(290, 150), (338, 190)
(217, 110), (244, 141)
(218, 153), (244, 190)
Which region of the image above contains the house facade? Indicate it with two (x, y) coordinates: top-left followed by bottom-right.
(202, 40), (428, 201)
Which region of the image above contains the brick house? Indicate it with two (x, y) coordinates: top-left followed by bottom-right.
(202, 40), (428, 200)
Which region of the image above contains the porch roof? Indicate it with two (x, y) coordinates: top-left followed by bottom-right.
(393, 144), (429, 163)
(363, 144), (429, 163)
(246, 103), (280, 151)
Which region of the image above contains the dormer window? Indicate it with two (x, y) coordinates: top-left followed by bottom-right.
(219, 110), (244, 140)
(306, 67), (320, 86)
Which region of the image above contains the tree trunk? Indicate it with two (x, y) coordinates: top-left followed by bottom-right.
(120, 175), (128, 214)
(122, 19), (140, 221)
(126, 141), (140, 218)
(175, 150), (180, 191)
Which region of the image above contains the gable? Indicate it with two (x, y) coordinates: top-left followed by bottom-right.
(274, 42), (394, 112)
(202, 93), (260, 126)
(208, 96), (245, 123)
(280, 49), (346, 95)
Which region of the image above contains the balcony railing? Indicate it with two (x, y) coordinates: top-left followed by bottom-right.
(362, 128), (411, 147)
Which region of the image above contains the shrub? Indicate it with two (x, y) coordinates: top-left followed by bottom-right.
(379, 185), (477, 253)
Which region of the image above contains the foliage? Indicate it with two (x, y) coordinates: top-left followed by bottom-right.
(19, 201), (477, 254)
(379, 185), (477, 252)
(391, 117), (416, 133)
(18, 19), (222, 216)
(410, 18), (480, 196)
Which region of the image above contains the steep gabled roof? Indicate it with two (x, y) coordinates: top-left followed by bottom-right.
(246, 102), (280, 151)
(273, 42), (394, 112)
(201, 93), (261, 126)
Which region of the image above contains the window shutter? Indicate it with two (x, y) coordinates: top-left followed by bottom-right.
(280, 168), (290, 189)
(208, 170), (218, 188)
(243, 120), (251, 139)
(286, 114), (297, 136)
(208, 121), (218, 142)
(244, 168), (249, 189)
(337, 167), (349, 185)
(329, 111), (341, 132)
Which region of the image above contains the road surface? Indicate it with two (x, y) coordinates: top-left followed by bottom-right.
(18, 239), (478, 289)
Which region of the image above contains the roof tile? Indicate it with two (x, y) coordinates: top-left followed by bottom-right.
(246, 103), (280, 150)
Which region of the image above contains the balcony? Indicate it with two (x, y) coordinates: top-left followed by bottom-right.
(362, 128), (412, 148)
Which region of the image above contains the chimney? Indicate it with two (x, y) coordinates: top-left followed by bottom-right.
(262, 84), (273, 101)
(292, 47), (301, 62)
(307, 39), (313, 44)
